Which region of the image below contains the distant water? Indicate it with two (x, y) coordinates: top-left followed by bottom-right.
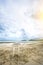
(0, 40), (42, 45)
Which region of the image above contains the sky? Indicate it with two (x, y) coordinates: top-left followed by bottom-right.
(0, 0), (43, 41)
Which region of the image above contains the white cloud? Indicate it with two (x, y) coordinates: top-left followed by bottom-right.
(0, 0), (43, 41)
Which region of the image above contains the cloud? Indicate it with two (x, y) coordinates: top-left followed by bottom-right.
(0, 0), (43, 41)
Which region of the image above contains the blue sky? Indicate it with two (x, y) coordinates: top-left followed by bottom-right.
(0, 0), (43, 41)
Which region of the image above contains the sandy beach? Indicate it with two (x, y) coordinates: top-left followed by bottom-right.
(0, 41), (43, 65)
